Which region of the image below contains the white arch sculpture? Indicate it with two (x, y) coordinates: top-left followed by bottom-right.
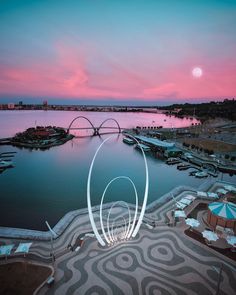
(111, 216), (127, 243)
(87, 134), (149, 246)
(99, 178), (137, 244)
(106, 200), (131, 243)
(99, 177), (138, 244)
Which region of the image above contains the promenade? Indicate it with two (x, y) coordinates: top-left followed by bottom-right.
(1, 180), (236, 294)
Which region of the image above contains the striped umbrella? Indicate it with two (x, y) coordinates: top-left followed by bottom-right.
(208, 202), (236, 220)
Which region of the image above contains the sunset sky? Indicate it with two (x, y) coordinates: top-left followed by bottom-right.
(0, 0), (236, 105)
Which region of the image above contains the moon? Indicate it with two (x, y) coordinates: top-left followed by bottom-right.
(192, 67), (203, 78)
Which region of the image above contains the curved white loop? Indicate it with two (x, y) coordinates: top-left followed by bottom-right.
(87, 134), (149, 246)
(111, 216), (127, 242)
(99, 177), (137, 244)
(87, 136), (113, 246)
(107, 202), (129, 243)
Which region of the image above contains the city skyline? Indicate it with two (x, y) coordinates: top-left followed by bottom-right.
(0, 0), (236, 104)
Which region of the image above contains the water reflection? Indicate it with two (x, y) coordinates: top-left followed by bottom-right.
(0, 110), (234, 230)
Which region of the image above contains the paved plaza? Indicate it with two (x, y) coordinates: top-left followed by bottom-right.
(1, 182), (236, 295)
(39, 227), (236, 295)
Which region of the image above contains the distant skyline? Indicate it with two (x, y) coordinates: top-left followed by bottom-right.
(0, 0), (236, 104)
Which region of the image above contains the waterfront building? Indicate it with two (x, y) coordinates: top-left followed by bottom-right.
(134, 135), (175, 149)
(134, 135), (176, 157)
(7, 103), (15, 109)
(164, 147), (183, 158)
(43, 100), (48, 108)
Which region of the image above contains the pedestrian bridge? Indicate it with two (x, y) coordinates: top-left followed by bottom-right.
(67, 116), (122, 136)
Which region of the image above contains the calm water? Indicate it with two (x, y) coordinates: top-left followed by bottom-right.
(0, 110), (235, 230)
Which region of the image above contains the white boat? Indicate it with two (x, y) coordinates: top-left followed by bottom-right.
(123, 137), (135, 145)
(195, 171), (208, 178)
(0, 160), (13, 169)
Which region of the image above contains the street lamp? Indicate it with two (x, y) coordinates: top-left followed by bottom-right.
(45, 221), (57, 263)
(212, 263), (223, 295)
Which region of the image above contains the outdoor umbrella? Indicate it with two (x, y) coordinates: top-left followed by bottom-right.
(207, 192), (218, 199)
(176, 202), (187, 210)
(174, 210), (186, 218)
(202, 230), (219, 242)
(226, 236), (236, 247)
(185, 195), (196, 201)
(185, 218), (200, 228)
(0, 244), (14, 256)
(224, 185), (236, 193)
(216, 188), (227, 195)
(15, 243), (32, 255)
(180, 198), (192, 205)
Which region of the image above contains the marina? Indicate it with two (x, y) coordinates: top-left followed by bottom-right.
(0, 110), (217, 230)
(0, 1), (236, 294)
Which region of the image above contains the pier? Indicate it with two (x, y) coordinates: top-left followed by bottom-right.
(0, 138), (11, 145)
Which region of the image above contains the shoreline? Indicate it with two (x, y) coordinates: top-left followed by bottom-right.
(0, 179), (232, 241)
(10, 133), (74, 150)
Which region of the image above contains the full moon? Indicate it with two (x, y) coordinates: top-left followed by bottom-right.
(192, 67), (203, 78)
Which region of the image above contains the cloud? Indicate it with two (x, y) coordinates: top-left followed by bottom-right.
(143, 83), (177, 98)
(0, 41), (236, 101)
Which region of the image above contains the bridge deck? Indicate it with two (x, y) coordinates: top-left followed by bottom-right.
(68, 126), (124, 130)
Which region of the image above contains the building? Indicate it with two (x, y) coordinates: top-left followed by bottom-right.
(135, 135), (175, 149)
(7, 103), (15, 109)
(164, 147), (183, 158)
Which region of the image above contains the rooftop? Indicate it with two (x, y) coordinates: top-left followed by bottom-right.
(135, 135), (175, 148)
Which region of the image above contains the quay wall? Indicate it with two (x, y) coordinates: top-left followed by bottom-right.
(0, 180), (234, 241)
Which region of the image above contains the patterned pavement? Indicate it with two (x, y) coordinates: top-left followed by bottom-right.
(1, 185), (236, 295)
(37, 225), (236, 295)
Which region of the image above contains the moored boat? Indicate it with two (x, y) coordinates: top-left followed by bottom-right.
(195, 171), (208, 178)
(123, 137), (135, 145)
(189, 170), (198, 176)
(0, 160), (14, 169)
(166, 158), (181, 165)
(177, 163), (191, 170)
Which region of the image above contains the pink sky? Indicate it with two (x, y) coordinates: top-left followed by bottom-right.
(1, 0), (236, 103)
(1, 43), (235, 101)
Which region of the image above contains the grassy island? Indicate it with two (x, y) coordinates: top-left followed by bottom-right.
(11, 126), (74, 149)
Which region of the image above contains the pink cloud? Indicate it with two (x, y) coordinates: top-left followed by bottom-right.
(143, 83), (176, 98)
(0, 42), (235, 101)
